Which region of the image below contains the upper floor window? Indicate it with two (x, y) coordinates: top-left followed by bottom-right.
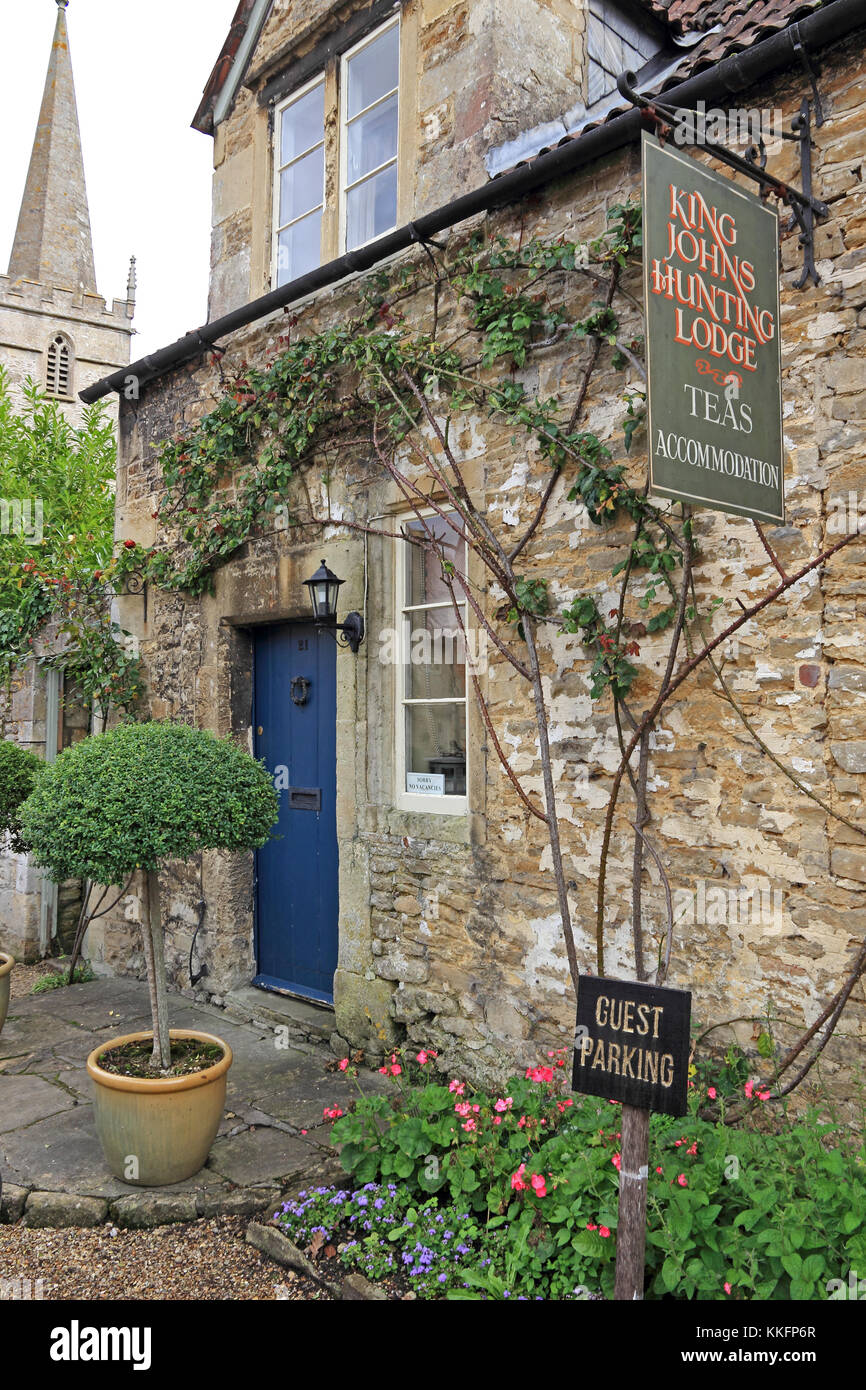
(341, 21), (399, 252)
(274, 77), (326, 286)
(272, 15), (400, 289)
(45, 333), (73, 399)
(587, 1), (664, 108)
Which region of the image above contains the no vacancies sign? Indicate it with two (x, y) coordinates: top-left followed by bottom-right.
(572, 976), (692, 1117)
(643, 133), (784, 524)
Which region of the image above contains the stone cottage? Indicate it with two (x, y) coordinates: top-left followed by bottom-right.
(81, 0), (866, 1094)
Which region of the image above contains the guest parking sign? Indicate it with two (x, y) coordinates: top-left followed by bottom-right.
(643, 133), (784, 524)
(572, 975), (692, 1117)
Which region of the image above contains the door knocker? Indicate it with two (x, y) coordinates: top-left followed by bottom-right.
(291, 675), (311, 707)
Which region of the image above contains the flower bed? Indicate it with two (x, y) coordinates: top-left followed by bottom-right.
(273, 1048), (866, 1300)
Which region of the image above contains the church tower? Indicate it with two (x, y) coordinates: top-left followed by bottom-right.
(0, 0), (134, 423)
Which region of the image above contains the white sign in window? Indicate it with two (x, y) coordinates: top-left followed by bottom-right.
(406, 772), (445, 796)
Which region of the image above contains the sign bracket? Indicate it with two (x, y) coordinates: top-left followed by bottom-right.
(617, 70), (828, 288)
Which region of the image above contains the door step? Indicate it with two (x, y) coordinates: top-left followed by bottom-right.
(222, 984), (336, 1048)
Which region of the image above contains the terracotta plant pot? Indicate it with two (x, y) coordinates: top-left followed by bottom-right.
(86, 1029), (233, 1186)
(0, 952), (12, 1035)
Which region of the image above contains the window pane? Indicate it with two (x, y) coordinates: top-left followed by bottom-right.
(280, 83), (324, 164)
(279, 145), (324, 227)
(346, 162), (397, 247)
(347, 24), (399, 119)
(276, 209), (322, 286)
(346, 93), (398, 184)
(404, 515), (466, 606)
(405, 704), (466, 796)
(405, 609), (467, 701)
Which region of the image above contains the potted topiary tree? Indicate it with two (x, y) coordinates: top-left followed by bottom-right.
(19, 720), (278, 1184)
(0, 738), (45, 1034)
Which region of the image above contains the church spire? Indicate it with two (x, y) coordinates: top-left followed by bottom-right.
(7, 2), (97, 294)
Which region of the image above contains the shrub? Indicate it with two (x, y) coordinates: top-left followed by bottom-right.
(0, 738), (44, 853)
(19, 721), (279, 1068)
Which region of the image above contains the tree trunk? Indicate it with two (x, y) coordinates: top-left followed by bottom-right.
(522, 616), (580, 998)
(614, 1104), (650, 1300)
(145, 869), (171, 1070)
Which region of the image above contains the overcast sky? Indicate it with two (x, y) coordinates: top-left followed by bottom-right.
(0, 0), (240, 361)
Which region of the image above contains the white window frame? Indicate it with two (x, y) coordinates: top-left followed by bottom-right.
(339, 14), (400, 255)
(271, 71), (326, 289)
(395, 509), (469, 817)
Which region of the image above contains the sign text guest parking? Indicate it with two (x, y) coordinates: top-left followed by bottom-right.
(643, 133), (784, 524)
(572, 976), (692, 1117)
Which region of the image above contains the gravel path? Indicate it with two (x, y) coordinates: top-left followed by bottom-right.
(0, 1216), (330, 1300)
(8, 960), (58, 1000)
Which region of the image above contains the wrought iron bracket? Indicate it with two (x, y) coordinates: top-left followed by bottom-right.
(317, 612), (365, 653)
(617, 70), (829, 289)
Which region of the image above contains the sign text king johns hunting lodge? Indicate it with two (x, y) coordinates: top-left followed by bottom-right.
(643, 133), (784, 524)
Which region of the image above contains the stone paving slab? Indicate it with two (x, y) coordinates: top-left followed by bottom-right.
(0, 1074), (75, 1132)
(0, 975), (382, 1228)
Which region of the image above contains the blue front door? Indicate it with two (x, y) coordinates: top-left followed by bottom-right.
(253, 622), (338, 1003)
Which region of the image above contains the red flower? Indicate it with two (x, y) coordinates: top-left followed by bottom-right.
(123, 540), (136, 550)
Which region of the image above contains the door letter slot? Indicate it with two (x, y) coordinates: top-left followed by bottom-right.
(289, 786), (322, 811)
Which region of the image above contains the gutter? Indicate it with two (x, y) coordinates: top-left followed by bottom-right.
(81, 0), (865, 404)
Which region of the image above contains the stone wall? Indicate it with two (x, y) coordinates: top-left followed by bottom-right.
(98, 18), (866, 1105)
(0, 277), (132, 428)
(0, 660), (90, 961)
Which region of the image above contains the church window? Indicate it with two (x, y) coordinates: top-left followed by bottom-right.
(46, 334), (74, 399)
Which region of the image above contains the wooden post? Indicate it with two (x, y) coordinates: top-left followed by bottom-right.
(614, 1103), (650, 1301)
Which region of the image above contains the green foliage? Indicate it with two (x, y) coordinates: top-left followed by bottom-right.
(561, 594), (639, 700)
(0, 738), (44, 853)
(31, 962), (95, 992)
(19, 721), (279, 886)
(329, 1051), (866, 1301)
(0, 369), (143, 710)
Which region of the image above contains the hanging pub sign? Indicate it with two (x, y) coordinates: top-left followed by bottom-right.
(572, 975), (692, 1117)
(642, 132), (784, 524)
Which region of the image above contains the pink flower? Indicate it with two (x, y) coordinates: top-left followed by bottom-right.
(517, 1115), (527, 1128)
(531, 1174), (547, 1198)
(525, 1065), (554, 1084)
(687, 1142), (698, 1156)
(655, 1166), (663, 1174)
(323, 1106), (344, 1120)
(492, 1116), (502, 1125)
(724, 1282), (732, 1295)
(338, 1058), (349, 1071)
(674, 1139), (684, 1148)
(586, 1222), (598, 1232)
(612, 1154), (622, 1171)
(416, 1050), (430, 1065)
(511, 1163), (527, 1191)
(707, 1087), (717, 1099)
(448, 1080), (465, 1095)
(677, 1174), (688, 1188)
(462, 1118), (477, 1132)
(599, 1226), (611, 1238)
(494, 1097), (513, 1113)
(744, 1080), (754, 1099)
(454, 1101), (471, 1117)
(757, 1087), (771, 1102)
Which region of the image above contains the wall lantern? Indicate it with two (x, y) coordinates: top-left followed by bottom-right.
(303, 559), (365, 653)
